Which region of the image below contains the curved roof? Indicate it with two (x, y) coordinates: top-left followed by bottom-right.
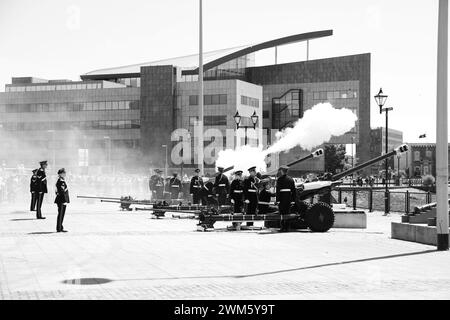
(81, 30), (333, 80)
(184, 30), (333, 75)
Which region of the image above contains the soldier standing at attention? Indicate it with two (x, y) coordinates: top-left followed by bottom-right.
(276, 165), (296, 232)
(169, 172), (182, 200)
(35, 160), (48, 220)
(213, 167), (230, 206)
(55, 168), (70, 233)
(229, 170), (244, 214)
(30, 169), (39, 212)
(189, 168), (203, 205)
(244, 166), (259, 227)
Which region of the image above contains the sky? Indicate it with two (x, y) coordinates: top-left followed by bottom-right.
(0, 0), (441, 143)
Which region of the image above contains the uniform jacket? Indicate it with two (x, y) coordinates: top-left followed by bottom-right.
(54, 177), (70, 204)
(30, 171), (39, 192)
(189, 176), (203, 194)
(149, 175), (164, 191)
(229, 179), (244, 200)
(169, 177), (182, 190)
(243, 176), (259, 200)
(36, 168), (48, 193)
(276, 175), (296, 203)
(213, 173), (230, 194)
(259, 188), (275, 205)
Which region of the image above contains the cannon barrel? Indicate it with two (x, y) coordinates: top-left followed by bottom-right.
(77, 196), (122, 200)
(263, 148), (324, 177)
(331, 144), (409, 181)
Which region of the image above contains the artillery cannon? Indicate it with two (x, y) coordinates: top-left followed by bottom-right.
(198, 144), (409, 232)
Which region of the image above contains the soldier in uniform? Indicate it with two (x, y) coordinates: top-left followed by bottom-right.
(30, 169), (39, 211)
(213, 167), (230, 206)
(229, 170), (244, 214)
(149, 169), (164, 201)
(244, 166), (259, 226)
(169, 172), (182, 200)
(276, 165), (296, 232)
(202, 178), (217, 206)
(35, 160), (48, 219)
(55, 168), (70, 232)
(258, 180), (276, 214)
(189, 168), (203, 204)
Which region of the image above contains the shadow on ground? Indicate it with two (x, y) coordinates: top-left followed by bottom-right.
(62, 249), (436, 285)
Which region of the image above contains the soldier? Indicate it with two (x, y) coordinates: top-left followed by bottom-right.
(258, 180), (276, 214)
(189, 169), (203, 204)
(149, 169), (164, 201)
(55, 168), (70, 232)
(169, 172), (182, 200)
(276, 165), (296, 232)
(30, 169), (39, 211)
(35, 160), (48, 219)
(202, 178), (217, 206)
(213, 167), (230, 206)
(229, 170), (244, 214)
(243, 166), (259, 227)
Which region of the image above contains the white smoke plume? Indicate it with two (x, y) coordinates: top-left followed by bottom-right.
(265, 103), (357, 154)
(215, 103), (357, 173)
(215, 145), (267, 174)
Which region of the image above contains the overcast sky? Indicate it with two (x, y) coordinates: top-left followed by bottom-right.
(0, 0), (441, 143)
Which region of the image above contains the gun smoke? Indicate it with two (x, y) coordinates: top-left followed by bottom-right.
(216, 103), (358, 174)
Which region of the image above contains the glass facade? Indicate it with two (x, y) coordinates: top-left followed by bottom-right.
(312, 90), (358, 101)
(272, 89), (303, 130)
(188, 94), (227, 106)
(1, 120), (141, 131)
(0, 100), (139, 113)
(241, 95), (259, 108)
(5, 82), (103, 92)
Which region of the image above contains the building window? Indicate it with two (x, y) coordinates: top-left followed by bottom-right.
(189, 95), (198, 105)
(414, 151), (420, 161)
(241, 95), (259, 108)
(204, 115), (227, 126)
(272, 89), (303, 130)
(188, 94), (227, 106)
(263, 110), (270, 119)
(426, 150), (432, 158)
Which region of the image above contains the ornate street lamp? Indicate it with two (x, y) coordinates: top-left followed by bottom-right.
(374, 88), (388, 114)
(234, 110), (259, 145)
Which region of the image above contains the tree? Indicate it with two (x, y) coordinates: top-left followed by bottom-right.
(324, 144), (346, 174)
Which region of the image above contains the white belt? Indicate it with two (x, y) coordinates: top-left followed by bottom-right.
(248, 189), (256, 193)
(193, 186), (201, 188)
(280, 189), (291, 192)
(218, 184), (226, 187)
(171, 185), (180, 188)
(156, 184), (163, 186)
(258, 201), (271, 205)
(41, 177), (47, 181)
(208, 195), (213, 197)
(233, 190), (243, 193)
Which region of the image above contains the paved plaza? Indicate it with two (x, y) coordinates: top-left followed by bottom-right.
(0, 200), (449, 300)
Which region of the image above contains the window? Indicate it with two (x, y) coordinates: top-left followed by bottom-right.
(241, 95), (259, 108)
(189, 95), (198, 105)
(414, 151), (421, 161)
(263, 110), (270, 118)
(204, 115), (227, 126)
(204, 95), (212, 105)
(426, 150), (432, 158)
(219, 94), (227, 104)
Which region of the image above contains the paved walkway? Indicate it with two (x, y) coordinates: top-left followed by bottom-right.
(0, 200), (449, 300)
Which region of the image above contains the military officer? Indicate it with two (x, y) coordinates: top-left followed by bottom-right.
(189, 168), (203, 204)
(243, 166), (259, 228)
(276, 165), (297, 232)
(258, 180), (276, 215)
(149, 169), (165, 201)
(30, 169), (39, 211)
(229, 170), (244, 214)
(169, 172), (182, 200)
(55, 168), (70, 232)
(213, 167), (230, 206)
(35, 160), (48, 219)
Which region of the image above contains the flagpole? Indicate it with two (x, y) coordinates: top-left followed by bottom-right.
(197, 0), (205, 176)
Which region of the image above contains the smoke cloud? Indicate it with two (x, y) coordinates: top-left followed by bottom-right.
(265, 103), (357, 154)
(215, 103), (357, 173)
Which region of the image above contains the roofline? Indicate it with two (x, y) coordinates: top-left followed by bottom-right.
(81, 72), (140, 81)
(183, 29), (333, 75)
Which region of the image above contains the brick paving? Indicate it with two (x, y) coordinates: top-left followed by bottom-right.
(0, 200), (449, 300)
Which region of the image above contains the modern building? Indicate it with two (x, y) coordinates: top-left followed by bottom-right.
(0, 30), (371, 176)
(369, 127), (403, 175)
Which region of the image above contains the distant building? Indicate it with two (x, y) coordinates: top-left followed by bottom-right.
(405, 143), (450, 178)
(369, 127), (403, 175)
(0, 30), (371, 175)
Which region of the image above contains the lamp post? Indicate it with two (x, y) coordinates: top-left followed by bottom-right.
(162, 144), (168, 178)
(234, 111), (259, 146)
(374, 88), (393, 215)
(198, 0), (204, 176)
(351, 136), (355, 168)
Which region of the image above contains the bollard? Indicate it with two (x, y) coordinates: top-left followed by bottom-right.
(338, 189), (342, 203)
(352, 189), (357, 210)
(406, 190), (410, 214)
(368, 189), (373, 212)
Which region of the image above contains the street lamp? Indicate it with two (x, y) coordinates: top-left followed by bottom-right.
(234, 111), (259, 146)
(162, 144), (168, 178)
(374, 88), (393, 215)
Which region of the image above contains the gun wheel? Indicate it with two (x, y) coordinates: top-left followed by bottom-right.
(306, 202), (334, 232)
